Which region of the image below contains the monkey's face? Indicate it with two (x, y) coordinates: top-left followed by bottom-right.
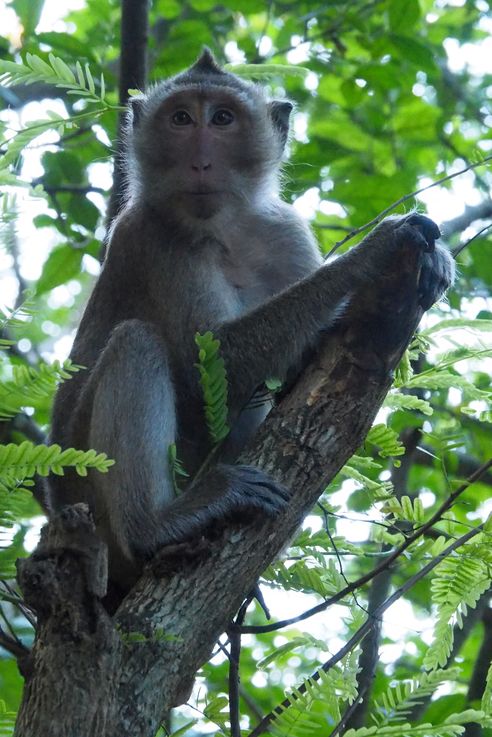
(130, 85), (289, 221)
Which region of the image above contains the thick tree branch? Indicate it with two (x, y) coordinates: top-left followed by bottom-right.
(441, 199), (492, 240)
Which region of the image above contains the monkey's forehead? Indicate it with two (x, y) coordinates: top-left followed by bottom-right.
(142, 80), (265, 110)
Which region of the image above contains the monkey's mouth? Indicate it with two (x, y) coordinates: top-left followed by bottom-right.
(185, 190), (221, 196)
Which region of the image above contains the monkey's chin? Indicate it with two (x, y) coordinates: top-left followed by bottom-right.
(179, 192), (224, 220)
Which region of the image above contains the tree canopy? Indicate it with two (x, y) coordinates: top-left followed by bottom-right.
(1, 1), (492, 736)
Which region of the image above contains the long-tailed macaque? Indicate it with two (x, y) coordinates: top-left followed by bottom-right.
(48, 49), (454, 591)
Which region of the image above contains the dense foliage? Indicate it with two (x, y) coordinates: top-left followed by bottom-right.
(1, 1), (492, 735)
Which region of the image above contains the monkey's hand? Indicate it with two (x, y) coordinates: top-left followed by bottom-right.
(393, 213), (455, 309)
(148, 465), (289, 552)
(345, 212), (455, 310)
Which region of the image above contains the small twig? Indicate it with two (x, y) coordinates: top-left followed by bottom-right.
(252, 584), (271, 621)
(318, 502), (366, 614)
(330, 688), (367, 737)
(33, 183), (107, 196)
(0, 581), (36, 627)
(228, 591), (256, 737)
(325, 154), (492, 257)
(452, 222), (492, 258)
(318, 502), (350, 584)
(315, 223), (353, 232)
(237, 458), (492, 635)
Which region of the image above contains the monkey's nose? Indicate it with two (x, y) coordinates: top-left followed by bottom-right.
(191, 162), (212, 172)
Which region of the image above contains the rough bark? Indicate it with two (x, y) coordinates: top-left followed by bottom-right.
(14, 229), (428, 737)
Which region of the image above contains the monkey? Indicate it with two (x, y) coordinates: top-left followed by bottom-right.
(48, 49), (455, 593)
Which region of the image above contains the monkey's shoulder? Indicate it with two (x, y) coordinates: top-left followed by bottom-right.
(238, 204), (322, 284)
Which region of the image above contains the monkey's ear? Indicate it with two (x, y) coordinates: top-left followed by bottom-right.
(128, 96), (146, 128)
(268, 100), (293, 148)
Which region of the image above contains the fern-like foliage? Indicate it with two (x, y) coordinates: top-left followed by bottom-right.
(194, 331), (230, 444)
(224, 62), (310, 79)
(366, 424), (405, 458)
(384, 392), (433, 416)
(263, 556), (348, 598)
(0, 116), (69, 175)
(370, 669), (459, 726)
(0, 359), (80, 419)
(0, 54), (119, 182)
(424, 547), (492, 671)
(381, 495), (425, 526)
(258, 633), (329, 670)
(422, 317), (492, 336)
(0, 699), (16, 737)
(339, 455), (394, 500)
(343, 711), (492, 736)
(404, 369), (491, 400)
(394, 333), (430, 385)
(0, 299), (34, 339)
(270, 651), (359, 736)
(0, 441), (114, 494)
(482, 660), (492, 715)
(0, 53), (108, 104)
(168, 443), (189, 494)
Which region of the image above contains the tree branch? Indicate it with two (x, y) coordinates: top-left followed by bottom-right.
(106, 0), (150, 226)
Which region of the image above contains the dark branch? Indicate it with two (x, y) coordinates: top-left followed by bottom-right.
(106, 0), (150, 225)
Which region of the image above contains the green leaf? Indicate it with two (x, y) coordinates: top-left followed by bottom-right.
(367, 424), (405, 458)
(12, 0), (44, 38)
(224, 63), (310, 80)
(36, 245), (84, 295)
(388, 0), (421, 33)
(194, 331), (230, 444)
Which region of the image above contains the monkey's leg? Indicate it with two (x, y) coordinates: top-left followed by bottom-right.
(85, 319), (178, 563)
(85, 320), (288, 565)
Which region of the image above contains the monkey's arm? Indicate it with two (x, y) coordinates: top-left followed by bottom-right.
(216, 214), (454, 409)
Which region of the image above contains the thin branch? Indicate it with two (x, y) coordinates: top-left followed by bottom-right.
(33, 184), (107, 196)
(329, 689), (367, 737)
(441, 199), (492, 238)
(0, 581), (37, 627)
(228, 591), (256, 737)
(238, 458), (492, 635)
(248, 523), (484, 737)
(452, 223), (492, 258)
(326, 155), (492, 257)
(0, 627), (30, 660)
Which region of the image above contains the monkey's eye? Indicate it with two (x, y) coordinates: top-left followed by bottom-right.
(172, 110), (193, 126)
(211, 109), (234, 126)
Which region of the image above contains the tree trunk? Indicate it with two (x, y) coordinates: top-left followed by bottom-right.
(14, 223), (428, 737)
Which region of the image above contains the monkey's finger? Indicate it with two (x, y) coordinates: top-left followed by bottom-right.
(403, 213), (441, 253)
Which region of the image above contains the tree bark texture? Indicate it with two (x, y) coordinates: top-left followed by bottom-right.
(14, 226), (428, 737)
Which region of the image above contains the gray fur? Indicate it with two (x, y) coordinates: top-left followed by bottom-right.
(48, 51), (454, 591)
